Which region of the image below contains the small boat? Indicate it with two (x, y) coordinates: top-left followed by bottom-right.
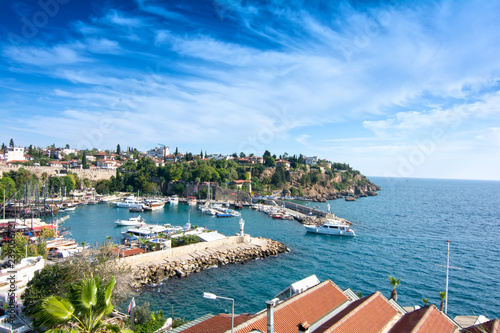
(304, 220), (356, 236)
(216, 209), (241, 217)
(186, 196), (197, 206)
(129, 206), (143, 212)
(168, 195), (179, 205)
(115, 215), (146, 226)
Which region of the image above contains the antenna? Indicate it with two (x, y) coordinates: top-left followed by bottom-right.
(435, 240), (461, 313)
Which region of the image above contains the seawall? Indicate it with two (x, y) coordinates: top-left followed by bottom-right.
(123, 236), (288, 288)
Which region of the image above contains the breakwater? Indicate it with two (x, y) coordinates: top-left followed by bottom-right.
(126, 236), (288, 288)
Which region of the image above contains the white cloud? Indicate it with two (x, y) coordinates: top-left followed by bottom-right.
(3, 44), (87, 66)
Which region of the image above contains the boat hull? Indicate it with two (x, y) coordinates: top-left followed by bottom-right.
(304, 225), (356, 236)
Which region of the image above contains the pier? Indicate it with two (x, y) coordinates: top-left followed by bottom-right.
(264, 199), (333, 218)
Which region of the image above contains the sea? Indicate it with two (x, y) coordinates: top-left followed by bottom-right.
(58, 177), (500, 321)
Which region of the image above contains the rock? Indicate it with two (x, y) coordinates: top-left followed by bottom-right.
(345, 196), (356, 201)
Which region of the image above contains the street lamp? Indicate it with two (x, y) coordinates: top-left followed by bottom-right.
(203, 292), (235, 333)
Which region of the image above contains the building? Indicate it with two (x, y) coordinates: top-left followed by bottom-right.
(304, 156), (318, 166)
(0, 257), (45, 314)
(5, 148), (24, 162)
(147, 146), (170, 159)
(96, 159), (120, 169)
(173, 275), (498, 333)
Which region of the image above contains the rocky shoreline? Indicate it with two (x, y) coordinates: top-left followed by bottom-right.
(129, 239), (288, 289)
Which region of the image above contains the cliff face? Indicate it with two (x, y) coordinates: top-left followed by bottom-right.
(259, 168), (380, 202)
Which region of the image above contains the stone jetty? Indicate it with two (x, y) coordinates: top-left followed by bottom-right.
(124, 236), (288, 289)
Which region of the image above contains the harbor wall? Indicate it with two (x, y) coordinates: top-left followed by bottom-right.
(265, 199), (330, 218)
(0, 165), (115, 181)
(122, 235), (251, 266)
(128, 237), (287, 287)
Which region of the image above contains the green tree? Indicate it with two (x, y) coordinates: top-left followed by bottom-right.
(22, 263), (72, 322)
(171, 182), (186, 196)
(36, 276), (120, 332)
(116, 144), (121, 155)
(439, 291), (446, 312)
(63, 175), (76, 192)
(9, 138), (14, 148)
(388, 276), (401, 302)
(422, 297), (429, 306)
(82, 151), (88, 169)
(0, 177), (16, 201)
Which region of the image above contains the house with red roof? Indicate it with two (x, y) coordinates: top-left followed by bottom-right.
(171, 276), (498, 333)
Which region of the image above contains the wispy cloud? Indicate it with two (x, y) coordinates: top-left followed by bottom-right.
(1, 0), (500, 179)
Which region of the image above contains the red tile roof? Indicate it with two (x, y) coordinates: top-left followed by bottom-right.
(182, 314), (255, 333)
(235, 280), (349, 333)
(231, 180), (251, 184)
(389, 305), (459, 333)
(461, 319), (500, 333)
(315, 292), (401, 333)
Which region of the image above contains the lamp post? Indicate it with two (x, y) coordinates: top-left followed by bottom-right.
(203, 292), (234, 333)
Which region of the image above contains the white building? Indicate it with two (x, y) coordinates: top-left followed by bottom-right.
(304, 156), (318, 166)
(0, 257), (45, 315)
(5, 148), (25, 162)
(147, 146), (169, 159)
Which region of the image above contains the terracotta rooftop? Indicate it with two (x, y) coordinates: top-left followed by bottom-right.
(231, 180), (251, 184)
(234, 280), (349, 333)
(461, 319), (500, 333)
(181, 314), (255, 333)
(388, 305), (459, 333)
(314, 291), (402, 333)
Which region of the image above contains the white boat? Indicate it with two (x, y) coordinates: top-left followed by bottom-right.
(216, 208), (241, 217)
(114, 196), (143, 208)
(121, 225), (169, 239)
(168, 195), (179, 205)
(115, 215), (146, 226)
(304, 220), (356, 236)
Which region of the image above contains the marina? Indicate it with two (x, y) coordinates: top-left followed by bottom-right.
(52, 178), (500, 321)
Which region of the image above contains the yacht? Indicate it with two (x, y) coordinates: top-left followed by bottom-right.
(115, 215), (146, 226)
(114, 196), (143, 209)
(168, 195), (179, 205)
(121, 225), (169, 239)
(304, 220), (356, 236)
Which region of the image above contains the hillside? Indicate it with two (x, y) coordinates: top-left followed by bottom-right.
(251, 163), (380, 202)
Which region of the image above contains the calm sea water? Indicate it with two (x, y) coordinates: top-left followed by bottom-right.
(60, 177), (500, 320)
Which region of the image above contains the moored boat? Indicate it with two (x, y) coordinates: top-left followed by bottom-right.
(304, 220), (356, 236)
(143, 199), (166, 211)
(115, 215), (146, 226)
(114, 196), (143, 209)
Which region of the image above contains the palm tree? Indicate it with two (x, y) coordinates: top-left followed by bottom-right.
(439, 291), (446, 311)
(388, 276), (401, 302)
(422, 297), (429, 306)
(37, 276), (122, 332)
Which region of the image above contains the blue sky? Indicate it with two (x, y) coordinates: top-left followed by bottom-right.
(1, 0), (499, 180)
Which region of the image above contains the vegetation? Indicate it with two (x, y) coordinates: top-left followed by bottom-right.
(22, 242), (131, 327)
(1, 232), (49, 264)
(439, 291), (446, 311)
(131, 302), (166, 333)
(171, 235), (200, 247)
(36, 276), (128, 332)
(388, 276), (401, 302)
